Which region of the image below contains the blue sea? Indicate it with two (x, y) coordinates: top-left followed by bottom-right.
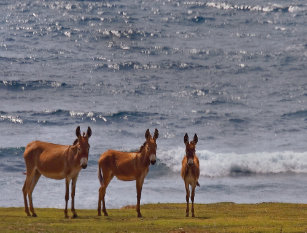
(0, 0), (307, 209)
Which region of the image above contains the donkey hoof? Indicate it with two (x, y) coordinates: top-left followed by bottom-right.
(186, 213), (189, 217)
(32, 213), (37, 217)
(137, 213), (143, 218)
(104, 212), (108, 216)
(72, 213), (78, 218)
(192, 214), (195, 218)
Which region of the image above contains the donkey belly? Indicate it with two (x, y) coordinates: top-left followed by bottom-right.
(39, 170), (66, 180)
(115, 174), (136, 181)
(36, 150), (68, 180)
(114, 168), (148, 181)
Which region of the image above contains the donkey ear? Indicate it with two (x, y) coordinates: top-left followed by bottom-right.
(145, 129), (151, 140)
(76, 126), (81, 138)
(184, 133), (189, 145)
(87, 127), (92, 138)
(153, 128), (159, 140)
(193, 134), (198, 144)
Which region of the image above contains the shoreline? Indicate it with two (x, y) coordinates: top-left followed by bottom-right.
(2, 200), (307, 210)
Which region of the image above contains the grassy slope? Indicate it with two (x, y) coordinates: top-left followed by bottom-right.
(1, 203), (307, 232)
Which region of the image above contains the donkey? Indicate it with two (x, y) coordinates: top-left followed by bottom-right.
(181, 133), (200, 217)
(98, 129), (159, 218)
(22, 126), (91, 218)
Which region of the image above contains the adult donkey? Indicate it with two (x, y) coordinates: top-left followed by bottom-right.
(181, 133), (200, 217)
(22, 126), (91, 218)
(98, 129), (159, 218)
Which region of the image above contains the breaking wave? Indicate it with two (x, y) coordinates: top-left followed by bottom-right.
(203, 2), (307, 13)
(158, 148), (307, 177)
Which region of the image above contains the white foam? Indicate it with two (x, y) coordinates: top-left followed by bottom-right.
(69, 111), (85, 117)
(159, 148), (307, 177)
(0, 115), (23, 124)
(205, 2), (306, 13)
(288, 5), (307, 13)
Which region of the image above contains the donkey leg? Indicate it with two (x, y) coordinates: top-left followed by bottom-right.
(102, 188), (108, 216)
(136, 177), (145, 218)
(22, 168), (36, 216)
(98, 186), (109, 216)
(185, 182), (190, 217)
(28, 170), (41, 217)
(191, 185), (196, 217)
(98, 186), (103, 216)
(64, 178), (70, 218)
(99, 173), (113, 216)
(71, 175), (78, 218)
(22, 180), (31, 216)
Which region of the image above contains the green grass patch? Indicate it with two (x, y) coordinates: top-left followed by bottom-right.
(1, 203), (307, 232)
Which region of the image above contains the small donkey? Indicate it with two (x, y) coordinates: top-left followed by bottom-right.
(181, 133), (200, 217)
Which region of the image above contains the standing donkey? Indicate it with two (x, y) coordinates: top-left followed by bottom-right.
(22, 126), (91, 218)
(181, 133), (200, 217)
(98, 129), (159, 218)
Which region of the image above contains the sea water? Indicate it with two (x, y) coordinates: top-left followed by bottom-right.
(0, 0), (306, 209)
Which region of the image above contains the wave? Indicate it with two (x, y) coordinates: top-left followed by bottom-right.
(221, 2), (305, 13)
(0, 80), (68, 91)
(158, 148), (307, 177)
(0, 147), (25, 157)
(184, 1), (307, 14)
(0, 147), (25, 173)
(0, 110), (160, 125)
(96, 29), (158, 41)
(0, 114), (23, 124)
(282, 110), (307, 119)
(3, 146), (307, 177)
(94, 60), (204, 71)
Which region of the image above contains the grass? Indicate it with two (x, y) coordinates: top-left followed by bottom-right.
(1, 203), (307, 232)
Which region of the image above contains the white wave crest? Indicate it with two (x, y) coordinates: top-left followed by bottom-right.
(0, 115), (23, 124)
(288, 5), (307, 13)
(159, 148), (307, 177)
(205, 2), (306, 13)
(69, 111), (85, 117)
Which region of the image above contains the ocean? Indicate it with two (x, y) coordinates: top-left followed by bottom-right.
(0, 0), (306, 209)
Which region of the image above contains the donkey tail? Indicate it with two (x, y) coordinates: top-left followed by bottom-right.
(196, 181), (200, 187)
(98, 166), (104, 186)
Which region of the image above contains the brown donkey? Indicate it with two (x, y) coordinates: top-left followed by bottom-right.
(181, 133), (200, 217)
(22, 126), (92, 218)
(98, 129), (159, 218)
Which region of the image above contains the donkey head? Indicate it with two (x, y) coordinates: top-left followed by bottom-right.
(75, 126), (92, 169)
(144, 128), (159, 165)
(184, 133), (198, 166)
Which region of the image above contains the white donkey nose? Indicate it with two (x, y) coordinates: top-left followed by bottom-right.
(80, 157), (88, 168)
(149, 154), (156, 163)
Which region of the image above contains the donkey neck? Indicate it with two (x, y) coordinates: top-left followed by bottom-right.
(138, 143), (151, 167)
(66, 145), (81, 167)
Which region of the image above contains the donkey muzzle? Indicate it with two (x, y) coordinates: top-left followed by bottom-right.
(150, 154), (156, 165)
(187, 158), (194, 166)
(80, 157), (88, 169)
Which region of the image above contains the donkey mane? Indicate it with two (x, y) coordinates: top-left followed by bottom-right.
(138, 141), (147, 153)
(73, 138), (78, 146)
